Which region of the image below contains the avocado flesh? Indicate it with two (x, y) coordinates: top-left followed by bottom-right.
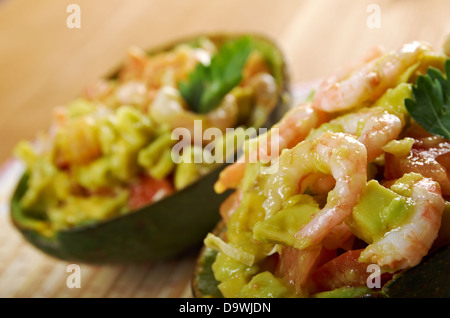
(253, 194), (319, 247)
(346, 175), (417, 245)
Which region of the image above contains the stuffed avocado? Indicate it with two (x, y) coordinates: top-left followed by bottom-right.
(193, 40), (450, 298)
(10, 34), (290, 263)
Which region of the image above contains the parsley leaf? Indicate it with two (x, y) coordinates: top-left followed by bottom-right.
(179, 36), (253, 114)
(405, 59), (450, 139)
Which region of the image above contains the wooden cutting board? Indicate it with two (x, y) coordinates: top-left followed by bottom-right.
(0, 211), (198, 298)
(0, 157), (198, 298)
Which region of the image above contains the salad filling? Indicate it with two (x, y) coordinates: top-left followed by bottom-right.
(204, 40), (450, 297)
(13, 35), (283, 233)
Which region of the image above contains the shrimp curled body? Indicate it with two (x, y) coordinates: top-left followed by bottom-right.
(215, 102), (327, 193)
(359, 175), (445, 270)
(262, 132), (368, 249)
(308, 107), (404, 162)
(313, 41), (431, 112)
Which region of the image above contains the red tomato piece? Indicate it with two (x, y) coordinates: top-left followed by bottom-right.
(310, 249), (370, 292)
(128, 175), (174, 210)
(275, 246), (324, 294)
(384, 136), (450, 195)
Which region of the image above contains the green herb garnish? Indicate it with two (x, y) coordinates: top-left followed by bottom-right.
(405, 59), (450, 139)
(179, 36), (253, 114)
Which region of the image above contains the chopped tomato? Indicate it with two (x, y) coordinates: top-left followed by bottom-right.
(310, 249), (394, 293)
(310, 249), (370, 292)
(128, 175), (174, 210)
(275, 246), (336, 294)
(385, 136), (450, 195)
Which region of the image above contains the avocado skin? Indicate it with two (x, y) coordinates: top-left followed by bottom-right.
(12, 166), (232, 264)
(192, 227), (450, 298)
(192, 247), (223, 298)
(380, 244), (450, 298)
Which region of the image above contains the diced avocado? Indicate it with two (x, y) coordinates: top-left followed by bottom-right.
(240, 271), (293, 298)
(204, 233), (256, 267)
(47, 190), (129, 230)
(306, 122), (344, 140)
(373, 82), (412, 117)
(227, 163), (268, 236)
(253, 194), (319, 246)
(347, 178), (413, 244)
(73, 157), (116, 191)
(66, 98), (96, 118)
(212, 252), (259, 298)
(382, 137), (415, 158)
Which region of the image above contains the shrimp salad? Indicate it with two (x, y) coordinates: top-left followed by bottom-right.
(13, 35), (282, 232)
(204, 40), (450, 297)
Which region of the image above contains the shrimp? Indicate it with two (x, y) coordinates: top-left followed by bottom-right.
(119, 45), (207, 89)
(313, 41), (432, 112)
(359, 174), (445, 270)
(214, 102), (327, 193)
(322, 223), (355, 251)
(52, 115), (103, 167)
(246, 72), (279, 128)
(262, 132), (367, 249)
(150, 71), (279, 145)
(149, 86), (239, 144)
(307, 106), (404, 162)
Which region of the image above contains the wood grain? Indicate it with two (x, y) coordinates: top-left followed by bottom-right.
(0, 211), (196, 298)
(1, 0), (450, 298)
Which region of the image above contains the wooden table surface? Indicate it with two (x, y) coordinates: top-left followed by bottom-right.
(1, 0), (450, 298)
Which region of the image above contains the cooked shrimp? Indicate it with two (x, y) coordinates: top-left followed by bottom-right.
(119, 45), (208, 89)
(359, 175), (445, 270)
(150, 70), (279, 146)
(246, 72), (279, 128)
(149, 86), (239, 144)
(115, 80), (149, 109)
(53, 115), (102, 167)
(313, 41), (432, 112)
(214, 102), (327, 193)
(322, 223), (355, 251)
(84, 45), (211, 107)
(307, 107), (404, 162)
(240, 50), (272, 87)
(262, 132), (367, 249)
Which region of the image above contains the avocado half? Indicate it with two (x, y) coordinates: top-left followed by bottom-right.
(10, 33), (291, 264)
(191, 221), (450, 298)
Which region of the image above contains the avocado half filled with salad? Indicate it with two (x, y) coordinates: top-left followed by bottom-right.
(193, 40), (450, 298)
(10, 34), (290, 263)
